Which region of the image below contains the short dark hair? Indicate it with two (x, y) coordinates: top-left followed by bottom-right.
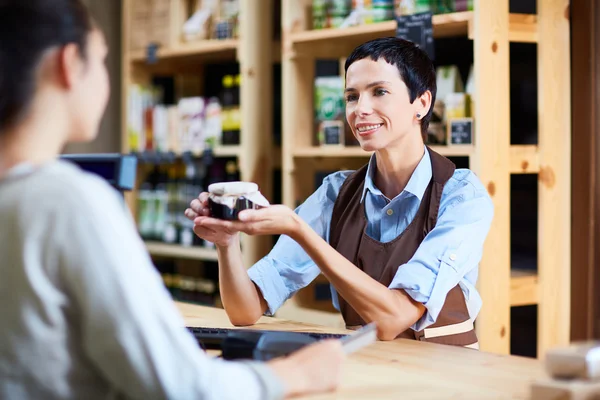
(344, 37), (437, 139)
(0, 0), (94, 134)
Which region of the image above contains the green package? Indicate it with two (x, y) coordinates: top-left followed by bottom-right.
(314, 76), (345, 143)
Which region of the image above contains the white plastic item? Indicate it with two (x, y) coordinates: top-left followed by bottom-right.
(204, 97), (222, 147)
(545, 341), (600, 380)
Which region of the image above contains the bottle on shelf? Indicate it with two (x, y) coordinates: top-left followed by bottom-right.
(137, 171), (156, 241)
(204, 97), (223, 148)
(225, 159), (240, 182)
(152, 166), (169, 241)
(163, 163), (180, 244)
(192, 160), (207, 247)
(220, 74), (241, 145)
(177, 161), (196, 247)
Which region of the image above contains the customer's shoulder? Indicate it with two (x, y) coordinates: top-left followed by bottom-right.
(35, 160), (122, 210)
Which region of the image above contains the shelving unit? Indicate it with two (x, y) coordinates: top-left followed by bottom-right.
(281, 0), (570, 357)
(121, 0), (275, 269)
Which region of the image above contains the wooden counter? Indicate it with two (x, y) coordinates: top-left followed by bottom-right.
(176, 302), (546, 399)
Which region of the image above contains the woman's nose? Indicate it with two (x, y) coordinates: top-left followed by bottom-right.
(355, 96), (373, 116)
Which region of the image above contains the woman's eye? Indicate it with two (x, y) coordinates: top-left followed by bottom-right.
(374, 88), (388, 96)
(345, 94), (358, 102)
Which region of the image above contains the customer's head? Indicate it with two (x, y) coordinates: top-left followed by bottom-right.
(344, 37), (436, 151)
(0, 0), (108, 142)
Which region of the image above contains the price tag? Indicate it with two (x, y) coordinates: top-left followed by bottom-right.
(448, 118), (474, 145)
(145, 43), (159, 65)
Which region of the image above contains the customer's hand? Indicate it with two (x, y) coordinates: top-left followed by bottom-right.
(268, 339), (345, 397)
(185, 192), (239, 247)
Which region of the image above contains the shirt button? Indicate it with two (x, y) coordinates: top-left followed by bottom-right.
(449, 254), (457, 261)
(386, 209), (393, 216)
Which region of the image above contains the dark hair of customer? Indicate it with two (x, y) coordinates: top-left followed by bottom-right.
(0, 0), (95, 133)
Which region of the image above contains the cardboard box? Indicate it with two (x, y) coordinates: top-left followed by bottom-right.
(531, 378), (600, 400)
(129, 0), (187, 51)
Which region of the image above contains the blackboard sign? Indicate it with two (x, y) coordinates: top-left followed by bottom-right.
(448, 118), (473, 145)
(395, 12), (435, 60)
(319, 121), (344, 146)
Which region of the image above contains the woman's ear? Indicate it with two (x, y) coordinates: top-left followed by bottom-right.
(416, 90), (432, 119)
(57, 43), (84, 89)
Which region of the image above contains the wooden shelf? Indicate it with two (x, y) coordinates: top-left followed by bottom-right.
(288, 12), (537, 58)
(511, 269), (538, 307)
(128, 39), (282, 65)
(291, 12), (471, 44)
(292, 145), (474, 158)
(505, 14), (538, 43)
(129, 39), (238, 63)
(145, 241), (218, 261)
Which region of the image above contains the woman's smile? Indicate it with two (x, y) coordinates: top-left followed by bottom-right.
(356, 122), (384, 136)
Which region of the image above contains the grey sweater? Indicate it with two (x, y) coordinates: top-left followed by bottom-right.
(0, 160), (284, 400)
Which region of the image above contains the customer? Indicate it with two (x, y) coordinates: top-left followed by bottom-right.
(0, 1), (344, 399)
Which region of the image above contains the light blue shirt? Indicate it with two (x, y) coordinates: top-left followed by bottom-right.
(248, 147), (494, 331)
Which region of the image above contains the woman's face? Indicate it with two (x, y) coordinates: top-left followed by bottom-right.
(67, 29), (110, 142)
(344, 58), (424, 152)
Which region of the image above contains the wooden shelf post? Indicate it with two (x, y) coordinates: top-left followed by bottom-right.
(537, 0), (571, 359)
(472, 1), (511, 354)
(238, 0), (275, 267)
(282, 0), (313, 209)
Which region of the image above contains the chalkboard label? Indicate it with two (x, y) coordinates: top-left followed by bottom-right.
(449, 118), (473, 145)
(395, 12), (435, 60)
(320, 121), (344, 146)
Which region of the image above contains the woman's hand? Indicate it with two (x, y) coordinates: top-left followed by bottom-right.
(185, 192), (239, 247)
(194, 205), (302, 239)
(185, 194), (302, 245)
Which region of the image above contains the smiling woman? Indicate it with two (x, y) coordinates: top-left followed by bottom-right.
(187, 37), (494, 347)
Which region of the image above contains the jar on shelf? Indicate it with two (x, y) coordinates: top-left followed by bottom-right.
(372, 0), (394, 22)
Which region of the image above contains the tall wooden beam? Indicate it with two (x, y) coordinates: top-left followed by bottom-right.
(238, 0), (274, 266)
(472, 1), (511, 354)
(537, 0), (571, 358)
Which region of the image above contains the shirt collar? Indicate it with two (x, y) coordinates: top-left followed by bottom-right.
(0, 162), (36, 183)
(360, 146), (432, 203)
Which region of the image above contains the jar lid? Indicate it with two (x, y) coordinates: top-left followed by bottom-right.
(208, 181), (258, 196)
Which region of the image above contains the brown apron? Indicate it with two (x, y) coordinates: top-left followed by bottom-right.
(329, 148), (478, 348)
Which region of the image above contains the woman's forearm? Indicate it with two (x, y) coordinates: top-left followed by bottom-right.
(216, 235), (267, 325)
(292, 219), (425, 340)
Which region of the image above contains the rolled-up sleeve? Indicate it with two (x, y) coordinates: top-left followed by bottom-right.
(247, 242), (318, 316)
(389, 176), (494, 331)
(247, 171), (352, 316)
